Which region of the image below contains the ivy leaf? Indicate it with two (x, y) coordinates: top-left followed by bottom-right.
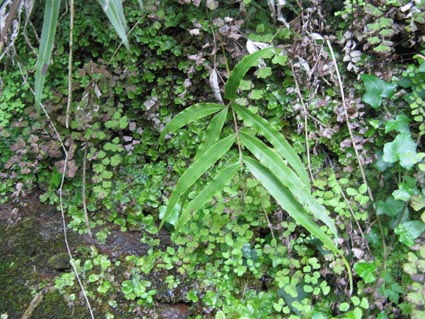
(383, 133), (417, 169)
(385, 114), (410, 134)
(361, 74), (397, 109)
(354, 262), (377, 284)
(374, 150), (392, 172)
(376, 196), (405, 228)
(395, 221), (425, 247)
(410, 194), (425, 212)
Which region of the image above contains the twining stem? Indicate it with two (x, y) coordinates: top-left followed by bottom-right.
(291, 63), (314, 183)
(326, 40), (387, 268)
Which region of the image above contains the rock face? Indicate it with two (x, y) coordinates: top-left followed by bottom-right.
(0, 198), (197, 319)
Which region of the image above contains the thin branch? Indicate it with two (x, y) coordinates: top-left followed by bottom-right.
(82, 145), (92, 237)
(291, 63), (314, 182)
(39, 100), (95, 319)
(263, 206), (276, 242)
(326, 39), (387, 268)
(340, 190), (372, 256)
(15, 60), (95, 319)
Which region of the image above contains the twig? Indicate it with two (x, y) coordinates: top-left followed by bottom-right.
(82, 145), (92, 237)
(39, 101), (95, 319)
(0, 0), (21, 53)
(40, 102), (95, 319)
(326, 40), (387, 267)
(65, 0), (74, 128)
(324, 150), (371, 255)
(263, 206), (276, 242)
(291, 63), (314, 182)
(340, 190), (372, 256)
(21, 290), (43, 319)
(15, 61), (95, 319)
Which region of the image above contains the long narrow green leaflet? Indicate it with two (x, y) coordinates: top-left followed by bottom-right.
(176, 162), (240, 231)
(160, 103), (224, 142)
(224, 47), (274, 101)
(195, 107), (229, 161)
(34, 0), (61, 107)
(97, 0), (130, 50)
(234, 104), (310, 188)
(239, 132), (338, 239)
(244, 156), (353, 293)
(159, 135), (235, 228)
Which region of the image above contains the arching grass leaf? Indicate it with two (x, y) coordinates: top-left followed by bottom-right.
(159, 134), (235, 228)
(176, 162), (240, 231)
(160, 103), (224, 142)
(243, 156), (352, 293)
(239, 132), (337, 238)
(195, 106), (229, 161)
(224, 47), (274, 101)
(97, 0), (129, 50)
(234, 104), (310, 188)
(34, 0), (60, 107)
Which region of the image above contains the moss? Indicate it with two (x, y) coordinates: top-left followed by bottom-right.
(31, 290), (88, 319)
(0, 213), (86, 318)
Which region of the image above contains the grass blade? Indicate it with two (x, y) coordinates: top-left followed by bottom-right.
(224, 47), (274, 101)
(97, 0), (129, 50)
(239, 132), (337, 238)
(34, 0), (60, 107)
(159, 134), (235, 228)
(243, 156), (352, 293)
(176, 162), (240, 231)
(234, 104), (310, 187)
(160, 103), (224, 142)
(195, 106), (229, 161)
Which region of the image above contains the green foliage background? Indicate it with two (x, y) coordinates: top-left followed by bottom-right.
(1, 0), (425, 318)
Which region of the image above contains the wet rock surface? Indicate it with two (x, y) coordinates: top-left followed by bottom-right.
(0, 197), (197, 319)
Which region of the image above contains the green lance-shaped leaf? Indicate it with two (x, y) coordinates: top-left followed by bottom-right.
(97, 0), (130, 50)
(176, 162), (240, 231)
(239, 132), (338, 239)
(224, 47), (275, 101)
(34, 0), (61, 107)
(243, 156), (353, 294)
(195, 107), (229, 161)
(159, 134), (235, 228)
(234, 104), (310, 188)
(160, 103), (224, 142)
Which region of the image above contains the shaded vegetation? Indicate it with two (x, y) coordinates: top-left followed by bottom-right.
(1, 0), (425, 318)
